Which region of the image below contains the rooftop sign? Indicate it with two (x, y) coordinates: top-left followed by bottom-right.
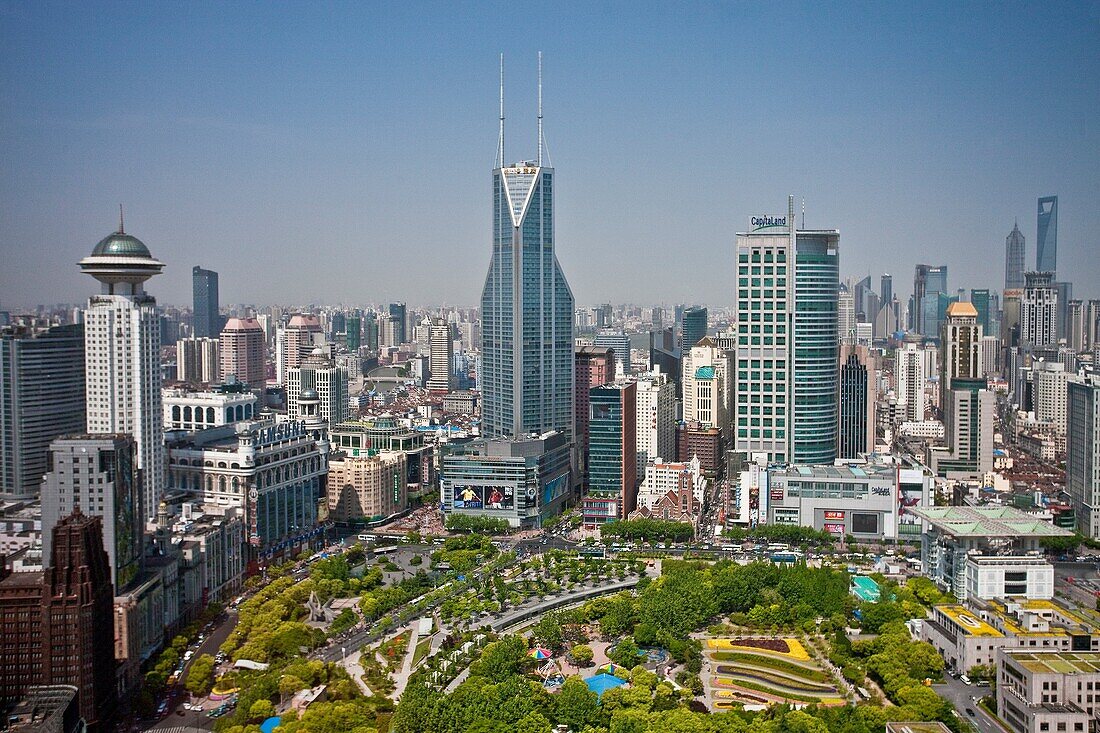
(751, 215), (788, 232)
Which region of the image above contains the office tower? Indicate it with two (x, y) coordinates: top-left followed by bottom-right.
(970, 288), (992, 334)
(1087, 300), (1100, 352)
(1067, 300), (1086, 352)
(1005, 222), (1026, 291)
(895, 342), (927, 422)
(1055, 281), (1073, 342)
(345, 314), (362, 351)
(79, 224), (164, 521)
(634, 367), (675, 472)
(648, 327), (680, 389)
(279, 314), (323, 384)
(681, 306), (708, 350)
(480, 61), (574, 443)
(838, 343), (876, 458)
(980, 335), (1001, 378)
(940, 301), (983, 414)
(913, 264), (948, 335)
(1037, 196), (1058, 274)
(595, 304), (613, 330)
(575, 346), (614, 482)
(880, 273), (893, 309)
(1068, 374), (1100, 537)
(287, 352), (348, 426)
(582, 382), (637, 525)
(1020, 271), (1059, 348)
(388, 303), (407, 345)
(191, 266), (221, 338)
(40, 436), (141, 591)
(218, 317), (266, 387)
(0, 325), (85, 500)
(175, 336), (219, 384)
(733, 198), (839, 464)
(852, 275), (872, 321)
(594, 330), (630, 374)
(427, 317), (454, 392)
(329, 312), (346, 341)
(0, 509), (118, 729)
(1033, 361), (1070, 434)
(838, 284), (856, 343)
(682, 339), (731, 432)
(364, 313), (379, 351)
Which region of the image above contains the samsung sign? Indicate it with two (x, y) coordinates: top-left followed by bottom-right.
(750, 215), (788, 232)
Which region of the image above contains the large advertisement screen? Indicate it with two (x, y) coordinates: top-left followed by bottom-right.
(852, 512), (879, 535)
(542, 473), (568, 505)
(454, 484), (514, 510)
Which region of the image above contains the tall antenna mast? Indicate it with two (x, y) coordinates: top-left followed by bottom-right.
(801, 198), (805, 229)
(498, 54), (505, 168)
(119, 203), (125, 234)
(537, 51), (543, 167)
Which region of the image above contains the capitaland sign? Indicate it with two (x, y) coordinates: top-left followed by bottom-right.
(750, 215), (788, 232)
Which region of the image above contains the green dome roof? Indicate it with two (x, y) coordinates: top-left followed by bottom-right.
(91, 231), (151, 258)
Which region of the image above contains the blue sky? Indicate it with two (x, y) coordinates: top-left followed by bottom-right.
(1, 1), (1097, 309)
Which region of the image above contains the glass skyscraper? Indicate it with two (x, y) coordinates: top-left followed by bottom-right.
(1005, 222), (1026, 291)
(792, 231), (840, 463)
(192, 265), (221, 338)
(480, 158), (574, 439)
(1037, 195), (1058, 274)
(681, 306), (708, 350)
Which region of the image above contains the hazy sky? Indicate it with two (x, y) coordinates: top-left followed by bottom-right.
(1, 1), (1098, 310)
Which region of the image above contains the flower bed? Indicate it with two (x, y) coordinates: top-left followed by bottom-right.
(706, 638), (810, 661)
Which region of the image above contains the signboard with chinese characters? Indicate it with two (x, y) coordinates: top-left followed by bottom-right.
(823, 523), (845, 534)
(824, 510), (845, 520)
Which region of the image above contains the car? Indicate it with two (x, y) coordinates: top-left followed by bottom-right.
(966, 708), (976, 717)
(960, 674), (972, 685)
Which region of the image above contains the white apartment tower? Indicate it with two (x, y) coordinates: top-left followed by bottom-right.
(895, 342), (928, 423)
(427, 317), (454, 392)
(176, 336), (219, 384)
(287, 350), (349, 426)
(634, 367), (676, 473)
(79, 221), (166, 520)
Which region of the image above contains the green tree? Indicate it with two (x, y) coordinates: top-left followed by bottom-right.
(184, 654), (216, 696)
(248, 699), (275, 721)
(516, 711), (552, 733)
(571, 644), (594, 667)
(554, 676), (598, 731)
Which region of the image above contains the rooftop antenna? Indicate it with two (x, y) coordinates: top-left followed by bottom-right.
(118, 204), (125, 234)
(537, 51), (543, 167)
(801, 198), (805, 229)
(498, 53), (505, 168)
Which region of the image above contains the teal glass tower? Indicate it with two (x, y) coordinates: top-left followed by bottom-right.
(793, 230), (840, 464)
(480, 55), (575, 441)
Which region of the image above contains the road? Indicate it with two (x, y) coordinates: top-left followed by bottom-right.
(934, 676), (996, 733)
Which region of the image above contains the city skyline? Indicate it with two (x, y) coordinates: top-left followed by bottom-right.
(1, 3), (1097, 308)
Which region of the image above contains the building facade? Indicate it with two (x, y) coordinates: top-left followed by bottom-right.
(838, 343), (876, 458)
(218, 317), (266, 388)
(998, 649), (1098, 733)
(191, 266), (221, 339)
(426, 318), (454, 392)
(327, 451), (407, 522)
(79, 227), (165, 521)
(633, 367), (676, 473)
(0, 324), (85, 500)
(1067, 374), (1100, 538)
(582, 383), (637, 526)
(1021, 272), (1059, 349)
(163, 384), (258, 431)
(1005, 222), (1026, 292)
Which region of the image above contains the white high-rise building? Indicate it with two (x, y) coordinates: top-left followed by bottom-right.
(79, 222), (165, 520)
(1033, 361), (1070, 434)
(896, 342), (927, 423)
(838, 285), (856, 343)
(427, 317), (454, 392)
(681, 338), (731, 433)
(287, 349), (349, 426)
(633, 367), (676, 473)
(1021, 271), (1059, 348)
(176, 336), (219, 384)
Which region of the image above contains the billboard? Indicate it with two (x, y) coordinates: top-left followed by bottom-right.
(542, 473), (569, 505)
(824, 523), (845, 534)
(823, 510), (845, 520)
(454, 484), (514, 511)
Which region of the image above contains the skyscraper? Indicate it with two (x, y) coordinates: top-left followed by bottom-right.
(480, 56), (575, 442)
(838, 343), (876, 459)
(191, 265), (221, 338)
(594, 330), (630, 374)
(838, 284), (856, 343)
(176, 336), (219, 384)
(1037, 196), (1058, 274)
(970, 288), (992, 335)
(913, 264), (948, 336)
(880, 273), (893, 308)
(287, 351), (348, 426)
(733, 197), (839, 464)
(1005, 222), (1026, 291)
(219, 317), (266, 387)
(682, 338), (731, 433)
(79, 222), (164, 520)
(582, 382), (637, 525)
(575, 346), (613, 484)
(388, 302), (407, 346)
(427, 317), (454, 392)
(681, 306), (708, 350)
(0, 324), (85, 500)
(1020, 271), (1059, 348)
(1067, 373), (1100, 538)
(278, 314), (323, 384)
(940, 301), (983, 414)
(895, 342), (927, 423)
(633, 367), (675, 472)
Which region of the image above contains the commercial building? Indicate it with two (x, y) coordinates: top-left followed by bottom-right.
(1032, 361), (1070, 434)
(277, 314), (323, 385)
(327, 451), (407, 522)
(895, 342), (928, 423)
(583, 383), (637, 525)
(426, 317), (454, 392)
(997, 649), (1099, 733)
(1006, 222), (1027, 292)
(838, 343), (876, 459)
(682, 338), (731, 434)
(1067, 373), (1100, 538)
(163, 383), (258, 431)
(330, 416), (434, 500)
(441, 431), (571, 529)
(0, 324), (85, 500)
(913, 264), (949, 336)
(287, 351), (349, 426)
(733, 200), (839, 463)
(1036, 196), (1058, 275)
(387, 303), (407, 346)
(764, 463), (930, 542)
(575, 346), (614, 483)
(40, 435), (142, 592)
(166, 420), (329, 563)
(681, 306), (708, 350)
(0, 510), (117, 730)
(479, 106), (575, 445)
(2, 684), (83, 733)
(633, 367), (676, 473)
(443, 390), (479, 415)
(633, 455), (704, 524)
(176, 336), (219, 385)
(909, 505), (1072, 601)
(1021, 272), (1059, 349)
(79, 225), (165, 520)
(218, 317), (266, 388)
(191, 265), (221, 339)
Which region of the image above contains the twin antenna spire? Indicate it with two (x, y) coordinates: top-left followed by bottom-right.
(497, 52), (546, 169)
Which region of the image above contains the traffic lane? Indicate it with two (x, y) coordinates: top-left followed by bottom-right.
(934, 676), (996, 733)
(148, 609), (239, 731)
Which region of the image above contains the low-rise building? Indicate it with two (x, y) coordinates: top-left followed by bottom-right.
(997, 650), (1100, 733)
(327, 451), (407, 523)
(163, 383), (258, 431)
